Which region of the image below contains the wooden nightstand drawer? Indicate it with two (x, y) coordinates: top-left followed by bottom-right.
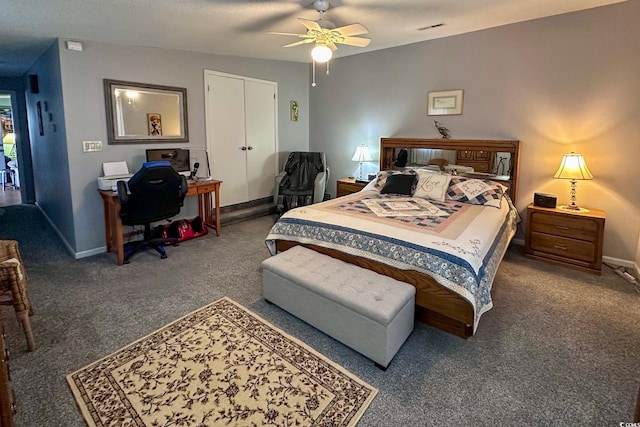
(529, 232), (597, 263)
(529, 211), (599, 241)
(524, 204), (605, 275)
(336, 178), (367, 197)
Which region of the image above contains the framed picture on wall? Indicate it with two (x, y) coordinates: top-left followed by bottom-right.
(427, 89), (464, 116)
(147, 113), (162, 136)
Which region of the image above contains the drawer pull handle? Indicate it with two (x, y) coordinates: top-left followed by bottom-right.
(553, 244), (568, 250)
(555, 225), (569, 230)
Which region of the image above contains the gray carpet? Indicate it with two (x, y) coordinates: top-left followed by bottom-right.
(0, 204), (638, 426)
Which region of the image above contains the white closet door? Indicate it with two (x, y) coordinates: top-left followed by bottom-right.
(206, 74), (248, 206)
(244, 80), (277, 201)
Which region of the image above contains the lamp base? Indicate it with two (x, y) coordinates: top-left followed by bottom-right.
(558, 205), (590, 213)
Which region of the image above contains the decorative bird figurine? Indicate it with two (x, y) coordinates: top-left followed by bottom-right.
(434, 120), (451, 139)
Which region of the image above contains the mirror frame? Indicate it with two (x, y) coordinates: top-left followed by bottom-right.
(103, 79), (189, 144)
(380, 137), (521, 205)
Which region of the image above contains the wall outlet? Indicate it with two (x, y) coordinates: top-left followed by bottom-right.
(83, 141), (102, 152)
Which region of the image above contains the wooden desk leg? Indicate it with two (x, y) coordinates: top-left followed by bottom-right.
(197, 193), (205, 221)
(102, 198), (112, 253)
(199, 188), (220, 236)
(113, 200), (124, 266)
(214, 184), (221, 236)
(202, 192), (213, 230)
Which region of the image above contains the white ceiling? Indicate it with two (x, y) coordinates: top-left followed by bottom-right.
(0, 0), (626, 76)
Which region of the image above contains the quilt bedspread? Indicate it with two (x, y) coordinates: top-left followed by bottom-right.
(265, 191), (519, 330)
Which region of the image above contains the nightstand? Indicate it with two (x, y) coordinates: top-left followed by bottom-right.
(524, 204), (605, 275)
(336, 178), (367, 197)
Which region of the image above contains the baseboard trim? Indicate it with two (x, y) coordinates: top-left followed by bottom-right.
(37, 203), (106, 259)
(35, 203), (78, 258)
(220, 197), (276, 225)
(603, 255), (640, 280)
(76, 247), (107, 259)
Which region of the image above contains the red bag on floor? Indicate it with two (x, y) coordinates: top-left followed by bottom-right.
(164, 216), (208, 242)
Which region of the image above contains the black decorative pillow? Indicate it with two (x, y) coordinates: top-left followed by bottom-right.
(373, 170), (417, 192)
(446, 177), (506, 208)
(380, 173), (418, 195)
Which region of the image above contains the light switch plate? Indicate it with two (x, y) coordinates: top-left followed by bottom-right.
(66, 41), (83, 51)
(82, 140), (102, 152)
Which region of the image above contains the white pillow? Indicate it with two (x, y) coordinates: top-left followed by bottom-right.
(413, 171), (451, 201)
(361, 179), (378, 192)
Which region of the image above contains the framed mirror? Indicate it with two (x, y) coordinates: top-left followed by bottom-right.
(104, 79), (188, 144)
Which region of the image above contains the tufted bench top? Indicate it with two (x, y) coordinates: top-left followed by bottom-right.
(262, 245), (415, 326)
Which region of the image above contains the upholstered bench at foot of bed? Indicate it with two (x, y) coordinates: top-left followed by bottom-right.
(261, 245), (415, 369)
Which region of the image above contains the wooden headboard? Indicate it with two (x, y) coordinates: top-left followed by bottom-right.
(380, 138), (521, 205)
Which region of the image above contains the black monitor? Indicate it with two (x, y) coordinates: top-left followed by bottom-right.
(145, 148), (190, 173)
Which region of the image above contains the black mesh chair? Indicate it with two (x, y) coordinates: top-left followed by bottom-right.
(116, 161), (188, 263)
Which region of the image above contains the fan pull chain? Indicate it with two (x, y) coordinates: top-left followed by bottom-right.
(312, 60), (317, 87)
(326, 60), (330, 75)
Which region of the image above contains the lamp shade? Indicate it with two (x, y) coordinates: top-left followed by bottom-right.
(553, 153), (593, 180)
(351, 144), (373, 162)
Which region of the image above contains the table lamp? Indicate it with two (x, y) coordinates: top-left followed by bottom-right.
(553, 152), (593, 212)
(351, 144), (373, 181)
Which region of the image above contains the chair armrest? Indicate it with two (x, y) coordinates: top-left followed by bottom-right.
(116, 181), (129, 223)
(116, 181), (129, 207)
(313, 171), (328, 204)
(273, 171), (286, 206)
(0, 260), (26, 298)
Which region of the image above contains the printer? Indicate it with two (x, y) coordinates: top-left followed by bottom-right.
(97, 161), (133, 191)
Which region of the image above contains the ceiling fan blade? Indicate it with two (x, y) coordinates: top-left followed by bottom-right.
(283, 39), (315, 48)
(338, 36), (371, 47)
(268, 31), (307, 37)
(327, 42), (338, 51)
(298, 18), (322, 31)
(334, 23), (368, 37)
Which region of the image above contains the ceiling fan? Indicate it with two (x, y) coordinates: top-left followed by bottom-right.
(268, 0), (371, 74)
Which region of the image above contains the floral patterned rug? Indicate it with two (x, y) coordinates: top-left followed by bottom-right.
(67, 297), (378, 426)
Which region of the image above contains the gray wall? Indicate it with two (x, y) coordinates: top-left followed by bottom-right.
(26, 42), (75, 249)
(309, 1), (640, 262)
(53, 40), (310, 255)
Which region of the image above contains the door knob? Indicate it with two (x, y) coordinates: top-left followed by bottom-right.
(240, 146), (247, 151)
(247, 146), (254, 150)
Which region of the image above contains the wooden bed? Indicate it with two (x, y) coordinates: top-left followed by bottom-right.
(275, 137), (521, 338)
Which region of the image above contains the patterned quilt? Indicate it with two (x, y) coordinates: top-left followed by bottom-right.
(265, 190), (519, 331)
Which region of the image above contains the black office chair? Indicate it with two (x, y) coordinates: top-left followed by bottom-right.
(116, 161), (188, 263)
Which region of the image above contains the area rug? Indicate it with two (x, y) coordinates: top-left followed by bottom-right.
(67, 297), (378, 426)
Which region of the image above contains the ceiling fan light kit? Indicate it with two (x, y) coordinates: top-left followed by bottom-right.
(269, 0), (371, 87)
(311, 44), (332, 62)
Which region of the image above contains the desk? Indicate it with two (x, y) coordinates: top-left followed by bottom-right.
(99, 179), (222, 265)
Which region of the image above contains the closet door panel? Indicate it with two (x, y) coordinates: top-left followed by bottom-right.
(245, 80), (277, 201)
(207, 75), (248, 206)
